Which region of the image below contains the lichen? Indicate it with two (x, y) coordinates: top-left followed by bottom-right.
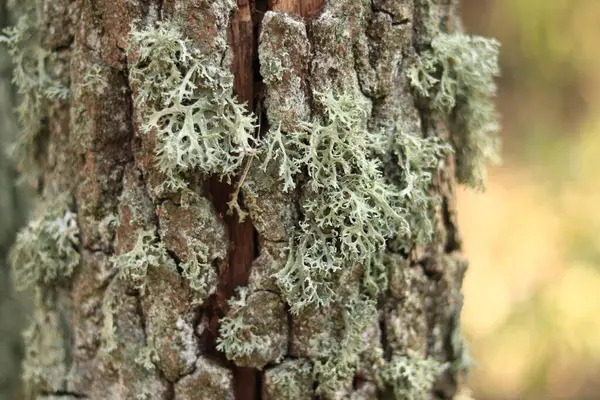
(376, 353), (448, 400)
(408, 32), (501, 188)
(0, 5), (69, 176)
(311, 295), (378, 397)
(127, 20), (258, 191)
(216, 288), (287, 369)
(216, 288), (266, 359)
(386, 126), (452, 249)
(262, 90), (449, 312)
(262, 91), (403, 311)
(79, 63), (108, 94)
(101, 279), (118, 354)
(135, 341), (159, 371)
(263, 359), (314, 400)
(111, 229), (168, 292)
(9, 200), (80, 290)
(180, 239), (217, 304)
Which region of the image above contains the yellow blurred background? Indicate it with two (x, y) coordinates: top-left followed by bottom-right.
(460, 1), (600, 398)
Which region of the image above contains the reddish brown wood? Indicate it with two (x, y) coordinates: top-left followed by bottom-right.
(269, 0), (324, 19)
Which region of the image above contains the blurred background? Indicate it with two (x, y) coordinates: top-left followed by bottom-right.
(460, 0), (600, 399)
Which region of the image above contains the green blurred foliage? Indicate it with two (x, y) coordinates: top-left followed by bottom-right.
(0, 1), (28, 399)
(460, 1), (600, 399)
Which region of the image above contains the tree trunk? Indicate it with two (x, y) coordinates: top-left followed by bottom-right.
(3, 0), (497, 399)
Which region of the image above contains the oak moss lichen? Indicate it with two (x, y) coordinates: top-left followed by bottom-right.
(409, 32), (501, 188)
(127, 21), (258, 191)
(376, 353), (448, 400)
(112, 229), (167, 293)
(260, 89), (451, 396)
(9, 200), (80, 290)
(262, 90), (450, 312)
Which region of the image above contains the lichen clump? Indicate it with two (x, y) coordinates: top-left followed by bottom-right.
(112, 230), (168, 292)
(216, 288), (270, 362)
(377, 353), (448, 399)
(180, 239), (218, 304)
(409, 33), (501, 188)
(262, 91), (449, 312)
(9, 201), (80, 290)
(0, 6), (68, 175)
(127, 21), (258, 191)
(311, 295), (378, 396)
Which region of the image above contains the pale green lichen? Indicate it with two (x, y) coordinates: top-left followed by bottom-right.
(180, 239), (217, 304)
(262, 91), (404, 311)
(127, 21), (258, 191)
(9, 200), (80, 290)
(265, 359), (313, 400)
(135, 342), (160, 372)
(79, 63), (108, 94)
(101, 279), (118, 354)
(408, 32), (501, 188)
(262, 90), (448, 312)
(387, 126), (452, 249)
(0, 6), (69, 176)
(112, 229), (168, 292)
(311, 295), (378, 397)
(376, 353), (448, 400)
(216, 287), (274, 364)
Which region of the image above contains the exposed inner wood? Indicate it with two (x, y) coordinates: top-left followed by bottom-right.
(212, 0), (270, 398)
(269, 0), (324, 18)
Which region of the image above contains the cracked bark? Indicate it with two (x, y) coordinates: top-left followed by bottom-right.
(14, 0), (471, 399)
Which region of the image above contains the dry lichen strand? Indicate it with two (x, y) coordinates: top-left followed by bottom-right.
(408, 32), (501, 189)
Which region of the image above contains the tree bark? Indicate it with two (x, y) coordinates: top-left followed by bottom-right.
(6, 0), (475, 399)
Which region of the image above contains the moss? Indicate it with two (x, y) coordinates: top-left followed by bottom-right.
(9, 199), (80, 290)
(409, 32), (501, 188)
(127, 20), (258, 191)
(376, 353), (448, 400)
(0, 5), (69, 177)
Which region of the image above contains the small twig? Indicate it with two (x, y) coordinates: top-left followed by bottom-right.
(227, 154), (255, 222)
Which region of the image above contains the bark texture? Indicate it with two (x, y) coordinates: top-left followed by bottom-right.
(6, 0), (474, 399)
